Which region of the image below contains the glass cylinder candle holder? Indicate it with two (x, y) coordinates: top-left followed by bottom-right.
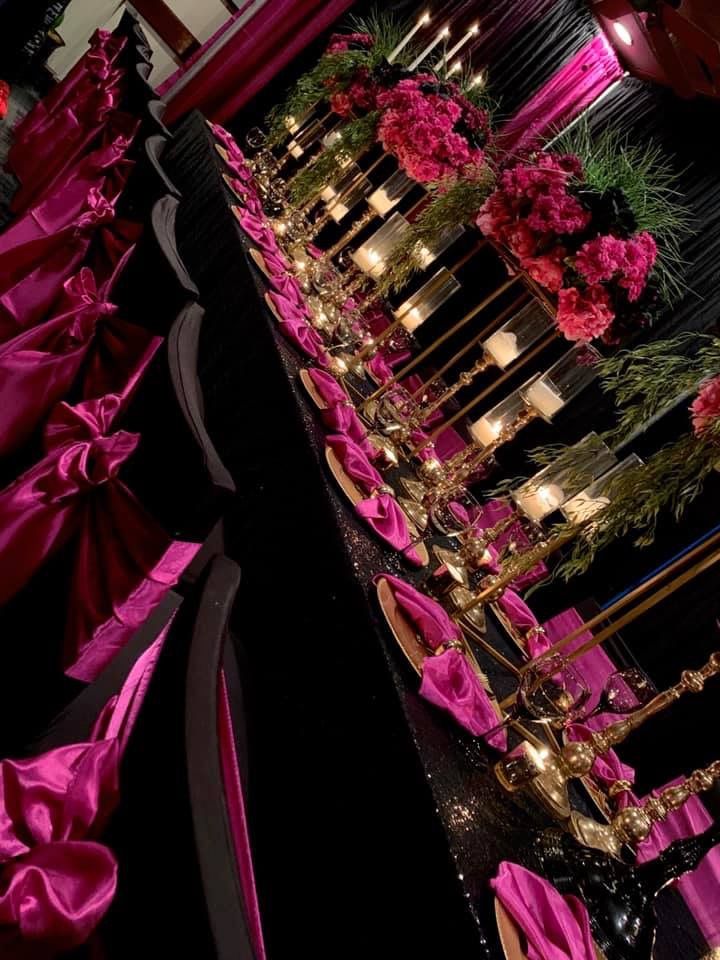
(368, 170), (415, 216)
(561, 453), (643, 524)
(351, 212), (412, 277)
(326, 172), (373, 223)
(469, 375), (540, 448)
(286, 119), (326, 159)
(512, 433), (617, 522)
(319, 163), (364, 204)
(393, 268), (461, 334)
(522, 344), (601, 423)
(417, 223), (465, 268)
(482, 302), (554, 370)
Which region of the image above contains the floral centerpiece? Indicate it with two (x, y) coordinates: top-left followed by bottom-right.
(376, 75), (491, 184)
(476, 126), (690, 345)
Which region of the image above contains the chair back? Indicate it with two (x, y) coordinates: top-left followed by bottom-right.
(112, 194), (198, 333)
(144, 98), (172, 138)
(120, 300), (235, 543)
(186, 556), (266, 960)
(117, 135), (180, 219)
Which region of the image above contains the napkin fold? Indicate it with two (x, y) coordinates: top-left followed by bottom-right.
(308, 369), (376, 458)
(491, 861), (597, 960)
(326, 437), (420, 565)
(566, 713), (636, 795)
(377, 575), (506, 748)
(266, 291), (328, 366)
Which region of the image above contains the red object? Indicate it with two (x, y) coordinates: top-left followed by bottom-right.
(591, 0), (720, 98)
(0, 80), (9, 119)
(164, 0), (355, 125)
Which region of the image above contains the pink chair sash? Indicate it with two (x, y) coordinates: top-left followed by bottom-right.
(0, 615), (173, 957)
(9, 72), (125, 213)
(0, 268), (116, 457)
(0, 189), (116, 342)
(12, 30), (126, 149)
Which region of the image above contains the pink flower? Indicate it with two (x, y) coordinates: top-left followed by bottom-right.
(377, 77), (488, 184)
(526, 189), (590, 235)
(476, 193), (514, 240)
(505, 221), (539, 259)
(556, 285), (615, 342)
(329, 69), (377, 117)
(327, 32), (374, 53)
(691, 375), (720, 437)
(522, 246), (567, 292)
(575, 232), (657, 302)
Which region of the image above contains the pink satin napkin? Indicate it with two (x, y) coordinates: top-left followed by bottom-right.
(256, 248), (291, 279)
(270, 273), (309, 313)
(491, 861), (597, 960)
(375, 574), (507, 747)
(307, 368), (376, 458)
(476, 499), (549, 589)
(235, 210), (280, 255)
(266, 291), (328, 366)
(326, 436), (420, 565)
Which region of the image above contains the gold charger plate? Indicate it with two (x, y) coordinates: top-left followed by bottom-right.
(264, 290), (285, 324)
(325, 447), (429, 567)
(249, 248), (273, 280)
(222, 171), (246, 204)
(495, 899), (606, 960)
(375, 577), (502, 726)
(299, 367), (349, 410)
(214, 142), (232, 168)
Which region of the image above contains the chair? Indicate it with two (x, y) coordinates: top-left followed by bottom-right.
(94, 556), (264, 959)
(112, 194), (199, 335)
(119, 300), (235, 543)
(144, 98), (172, 138)
(117, 135), (181, 219)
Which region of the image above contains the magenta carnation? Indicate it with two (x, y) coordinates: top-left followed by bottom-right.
(556, 285), (615, 342)
(575, 231), (657, 302)
(376, 77), (489, 184)
(329, 68), (377, 117)
(618, 232), (657, 301)
(505, 221), (539, 260)
(521, 246), (567, 292)
(326, 32), (374, 53)
(526, 189), (590, 235)
(476, 193), (515, 240)
(691, 375), (720, 437)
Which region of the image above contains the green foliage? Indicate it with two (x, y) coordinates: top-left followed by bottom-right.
(552, 422), (720, 580)
(374, 174), (495, 296)
(346, 9), (415, 65)
(287, 112), (380, 206)
(599, 333), (720, 445)
(552, 120), (693, 303)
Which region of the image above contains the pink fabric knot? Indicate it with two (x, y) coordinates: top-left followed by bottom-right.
(375, 575), (505, 744)
(62, 267), (115, 316)
(75, 189), (115, 232)
(0, 741), (120, 956)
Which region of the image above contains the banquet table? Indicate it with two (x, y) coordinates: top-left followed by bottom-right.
(162, 112), (707, 960)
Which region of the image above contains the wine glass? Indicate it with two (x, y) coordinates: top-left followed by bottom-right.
(589, 667), (657, 719)
(245, 126), (267, 150)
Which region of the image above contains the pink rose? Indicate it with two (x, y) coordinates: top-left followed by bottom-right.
(691, 375), (720, 437)
(522, 246), (567, 292)
(505, 221), (539, 259)
(556, 285), (615, 342)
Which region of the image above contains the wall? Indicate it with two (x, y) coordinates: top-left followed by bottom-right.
(46, 0), (232, 85)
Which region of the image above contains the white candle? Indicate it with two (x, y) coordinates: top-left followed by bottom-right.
(516, 482), (564, 522)
(328, 201), (349, 222)
(320, 185), (337, 202)
(388, 11), (431, 63)
(323, 129), (342, 149)
(483, 330), (519, 369)
(524, 379), (565, 419)
(470, 416), (501, 448)
(285, 116), (300, 133)
(288, 139), (304, 159)
(352, 246), (385, 275)
(562, 491), (610, 524)
(399, 306), (425, 333)
(409, 25), (450, 71)
(417, 244), (435, 268)
(437, 22), (479, 68)
(368, 187), (396, 216)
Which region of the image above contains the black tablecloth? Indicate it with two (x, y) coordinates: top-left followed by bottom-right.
(162, 112), (706, 960)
